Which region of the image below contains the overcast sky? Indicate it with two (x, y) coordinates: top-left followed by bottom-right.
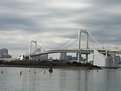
(0, 0), (121, 57)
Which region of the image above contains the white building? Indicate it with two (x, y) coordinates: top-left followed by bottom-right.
(0, 48), (12, 58)
(93, 50), (119, 68)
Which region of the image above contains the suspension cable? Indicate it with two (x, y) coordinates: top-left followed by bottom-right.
(63, 39), (78, 49)
(87, 31), (101, 49)
(56, 32), (78, 49)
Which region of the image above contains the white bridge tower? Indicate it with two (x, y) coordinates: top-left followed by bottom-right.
(29, 40), (37, 54)
(78, 29), (89, 63)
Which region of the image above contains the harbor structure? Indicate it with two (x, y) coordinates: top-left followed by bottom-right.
(0, 48), (12, 58)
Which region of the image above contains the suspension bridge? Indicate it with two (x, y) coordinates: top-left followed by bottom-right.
(27, 29), (121, 67)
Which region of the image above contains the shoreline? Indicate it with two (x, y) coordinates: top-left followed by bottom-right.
(0, 60), (119, 69)
(0, 64), (119, 69)
(0, 65), (102, 70)
(1, 60), (94, 66)
(0, 65), (119, 70)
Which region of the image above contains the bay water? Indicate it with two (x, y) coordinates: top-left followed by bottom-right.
(0, 67), (121, 91)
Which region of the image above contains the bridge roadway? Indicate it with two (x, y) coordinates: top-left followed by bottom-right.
(30, 49), (121, 57)
(30, 49), (93, 57)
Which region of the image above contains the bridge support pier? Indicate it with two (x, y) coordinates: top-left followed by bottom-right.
(76, 52), (78, 60)
(78, 30), (81, 62)
(77, 51), (81, 62)
(85, 31), (89, 63)
(85, 54), (88, 63)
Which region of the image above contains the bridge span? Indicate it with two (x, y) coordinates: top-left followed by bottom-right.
(30, 48), (121, 57)
(27, 29), (121, 67)
(30, 49), (94, 57)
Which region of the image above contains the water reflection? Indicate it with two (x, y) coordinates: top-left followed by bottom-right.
(59, 69), (90, 91)
(105, 69), (121, 91)
(84, 70), (88, 91)
(59, 69), (66, 91)
(0, 67), (121, 91)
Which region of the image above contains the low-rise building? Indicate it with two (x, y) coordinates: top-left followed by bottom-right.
(0, 48), (12, 58)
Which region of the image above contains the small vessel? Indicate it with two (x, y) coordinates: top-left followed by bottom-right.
(49, 67), (53, 73)
(49, 64), (53, 73)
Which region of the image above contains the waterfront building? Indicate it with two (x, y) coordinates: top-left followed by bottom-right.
(0, 48), (12, 58)
(114, 55), (120, 64)
(93, 49), (106, 67)
(106, 55), (119, 68)
(66, 55), (77, 62)
(66, 55), (72, 60)
(93, 49), (119, 67)
(40, 54), (48, 61)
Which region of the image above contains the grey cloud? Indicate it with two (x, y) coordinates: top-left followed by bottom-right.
(56, 32), (78, 39)
(0, 14), (33, 27)
(0, 0), (52, 32)
(0, 0), (121, 56)
(92, 0), (121, 6)
(0, 13), (47, 33)
(0, 42), (28, 51)
(89, 29), (121, 44)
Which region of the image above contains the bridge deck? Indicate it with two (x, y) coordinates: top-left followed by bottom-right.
(30, 49), (94, 57)
(29, 49), (121, 57)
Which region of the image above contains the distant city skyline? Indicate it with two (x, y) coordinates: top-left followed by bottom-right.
(0, 0), (121, 57)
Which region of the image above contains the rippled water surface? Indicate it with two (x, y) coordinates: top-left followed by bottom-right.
(0, 67), (121, 91)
